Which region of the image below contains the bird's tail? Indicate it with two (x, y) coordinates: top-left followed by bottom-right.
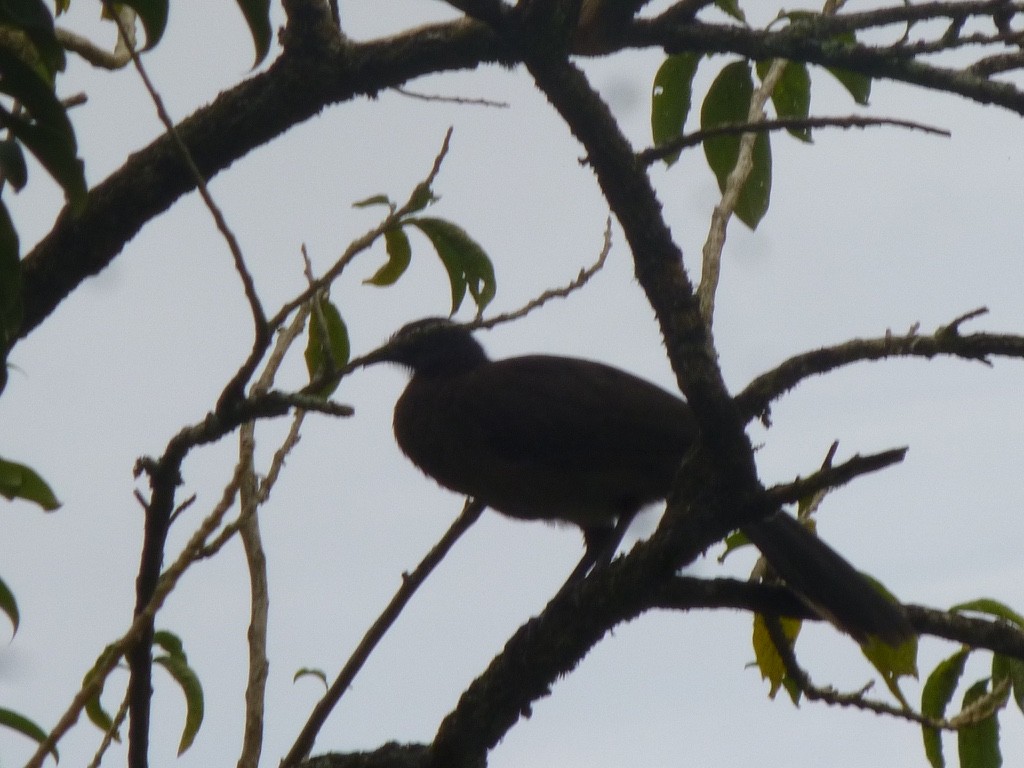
(743, 511), (913, 646)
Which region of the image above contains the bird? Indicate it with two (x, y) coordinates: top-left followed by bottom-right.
(362, 317), (912, 645)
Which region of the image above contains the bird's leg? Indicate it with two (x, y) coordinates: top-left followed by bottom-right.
(556, 512), (638, 595)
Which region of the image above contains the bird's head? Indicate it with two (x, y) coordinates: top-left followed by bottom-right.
(360, 318), (489, 376)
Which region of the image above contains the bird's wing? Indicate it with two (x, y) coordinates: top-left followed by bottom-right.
(451, 355), (695, 471)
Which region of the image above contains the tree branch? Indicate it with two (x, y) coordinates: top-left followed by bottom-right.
(734, 309), (1024, 423)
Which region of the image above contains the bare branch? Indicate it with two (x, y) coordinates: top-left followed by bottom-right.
(765, 447), (909, 507)
(734, 308), (1024, 423)
(282, 499), (486, 767)
(477, 216), (612, 330)
(640, 115), (951, 165)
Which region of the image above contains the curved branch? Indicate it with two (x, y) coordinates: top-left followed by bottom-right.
(735, 309), (1024, 422)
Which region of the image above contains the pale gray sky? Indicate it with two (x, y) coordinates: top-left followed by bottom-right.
(2, 2), (1023, 767)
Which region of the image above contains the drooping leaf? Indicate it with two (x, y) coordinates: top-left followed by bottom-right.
(751, 614), (802, 703)
(823, 31), (871, 105)
(364, 226), (412, 286)
(107, 0), (168, 49)
(992, 654), (1024, 715)
(0, 0), (64, 78)
(700, 60), (771, 229)
(0, 49), (85, 210)
(0, 573), (18, 635)
(651, 52), (700, 166)
(304, 297), (349, 397)
(0, 456), (60, 510)
(82, 645), (120, 741)
(293, 667), (329, 689)
(406, 217), (496, 315)
(154, 653), (204, 755)
(234, 0), (271, 65)
(827, 65), (871, 105)
(757, 59), (812, 141)
(0, 202), (21, 360)
(0, 706), (58, 762)
(958, 678), (1004, 768)
(861, 606), (918, 708)
(921, 647), (969, 768)
(0, 138), (29, 190)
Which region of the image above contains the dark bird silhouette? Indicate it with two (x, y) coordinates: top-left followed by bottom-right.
(363, 318), (912, 645)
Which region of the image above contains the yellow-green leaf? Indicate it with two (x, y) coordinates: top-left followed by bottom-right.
(751, 614), (802, 702)
(0, 456), (60, 510)
(304, 297), (349, 397)
(365, 226), (412, 286)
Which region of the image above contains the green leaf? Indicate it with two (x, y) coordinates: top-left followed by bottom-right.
(352, 194), (393, 209)
(0, 138), (29, 190)
(0, 573), (18, 635)
(406, 181), (436, 213)
(406, 217), (496, 314)
(0, 202), (22, 357)
(153, 629), (186, 659)
(364, 226), (412, 286)
(234, 0), (271, 65)
(0, 0), (64, 78)
(951, 598), (1024, 628)
(823, 32), (871, 105)
(0, 456), (60, 510)
(0, 49), (85, 210)
(861, 609), (917, 708)
(700, 60), (772, 230)
(293, 667), (329, 689)
(154, 654), (204, 755)
(827, 66), (871, 105)
(992, 654), (1024, 715)
(921, 648), (969, 768)
(304, 297), (349, 397)
(756, 60), (811, 141)
(714, 0), (744, 22)
(958, 678), (1004, 768)
(110, 0), (168, 49)
(0, 706), (58, 762)
(651, 53), (700, 166)
(82, 643), (121, 741)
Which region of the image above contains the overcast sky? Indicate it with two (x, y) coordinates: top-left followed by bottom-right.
(2, 2), (1024, 767)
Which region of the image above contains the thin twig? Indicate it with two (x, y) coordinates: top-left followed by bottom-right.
(764, 446), (908, 508)
(107, 8), (269, 393)
(235, 268), (320, 768)
(763, 616), (1011, 728)
(394, 87), (510, 108)
(477, 216), (613, 330)
(639, 115), (951, 164)
(280, 498), (486, 767)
